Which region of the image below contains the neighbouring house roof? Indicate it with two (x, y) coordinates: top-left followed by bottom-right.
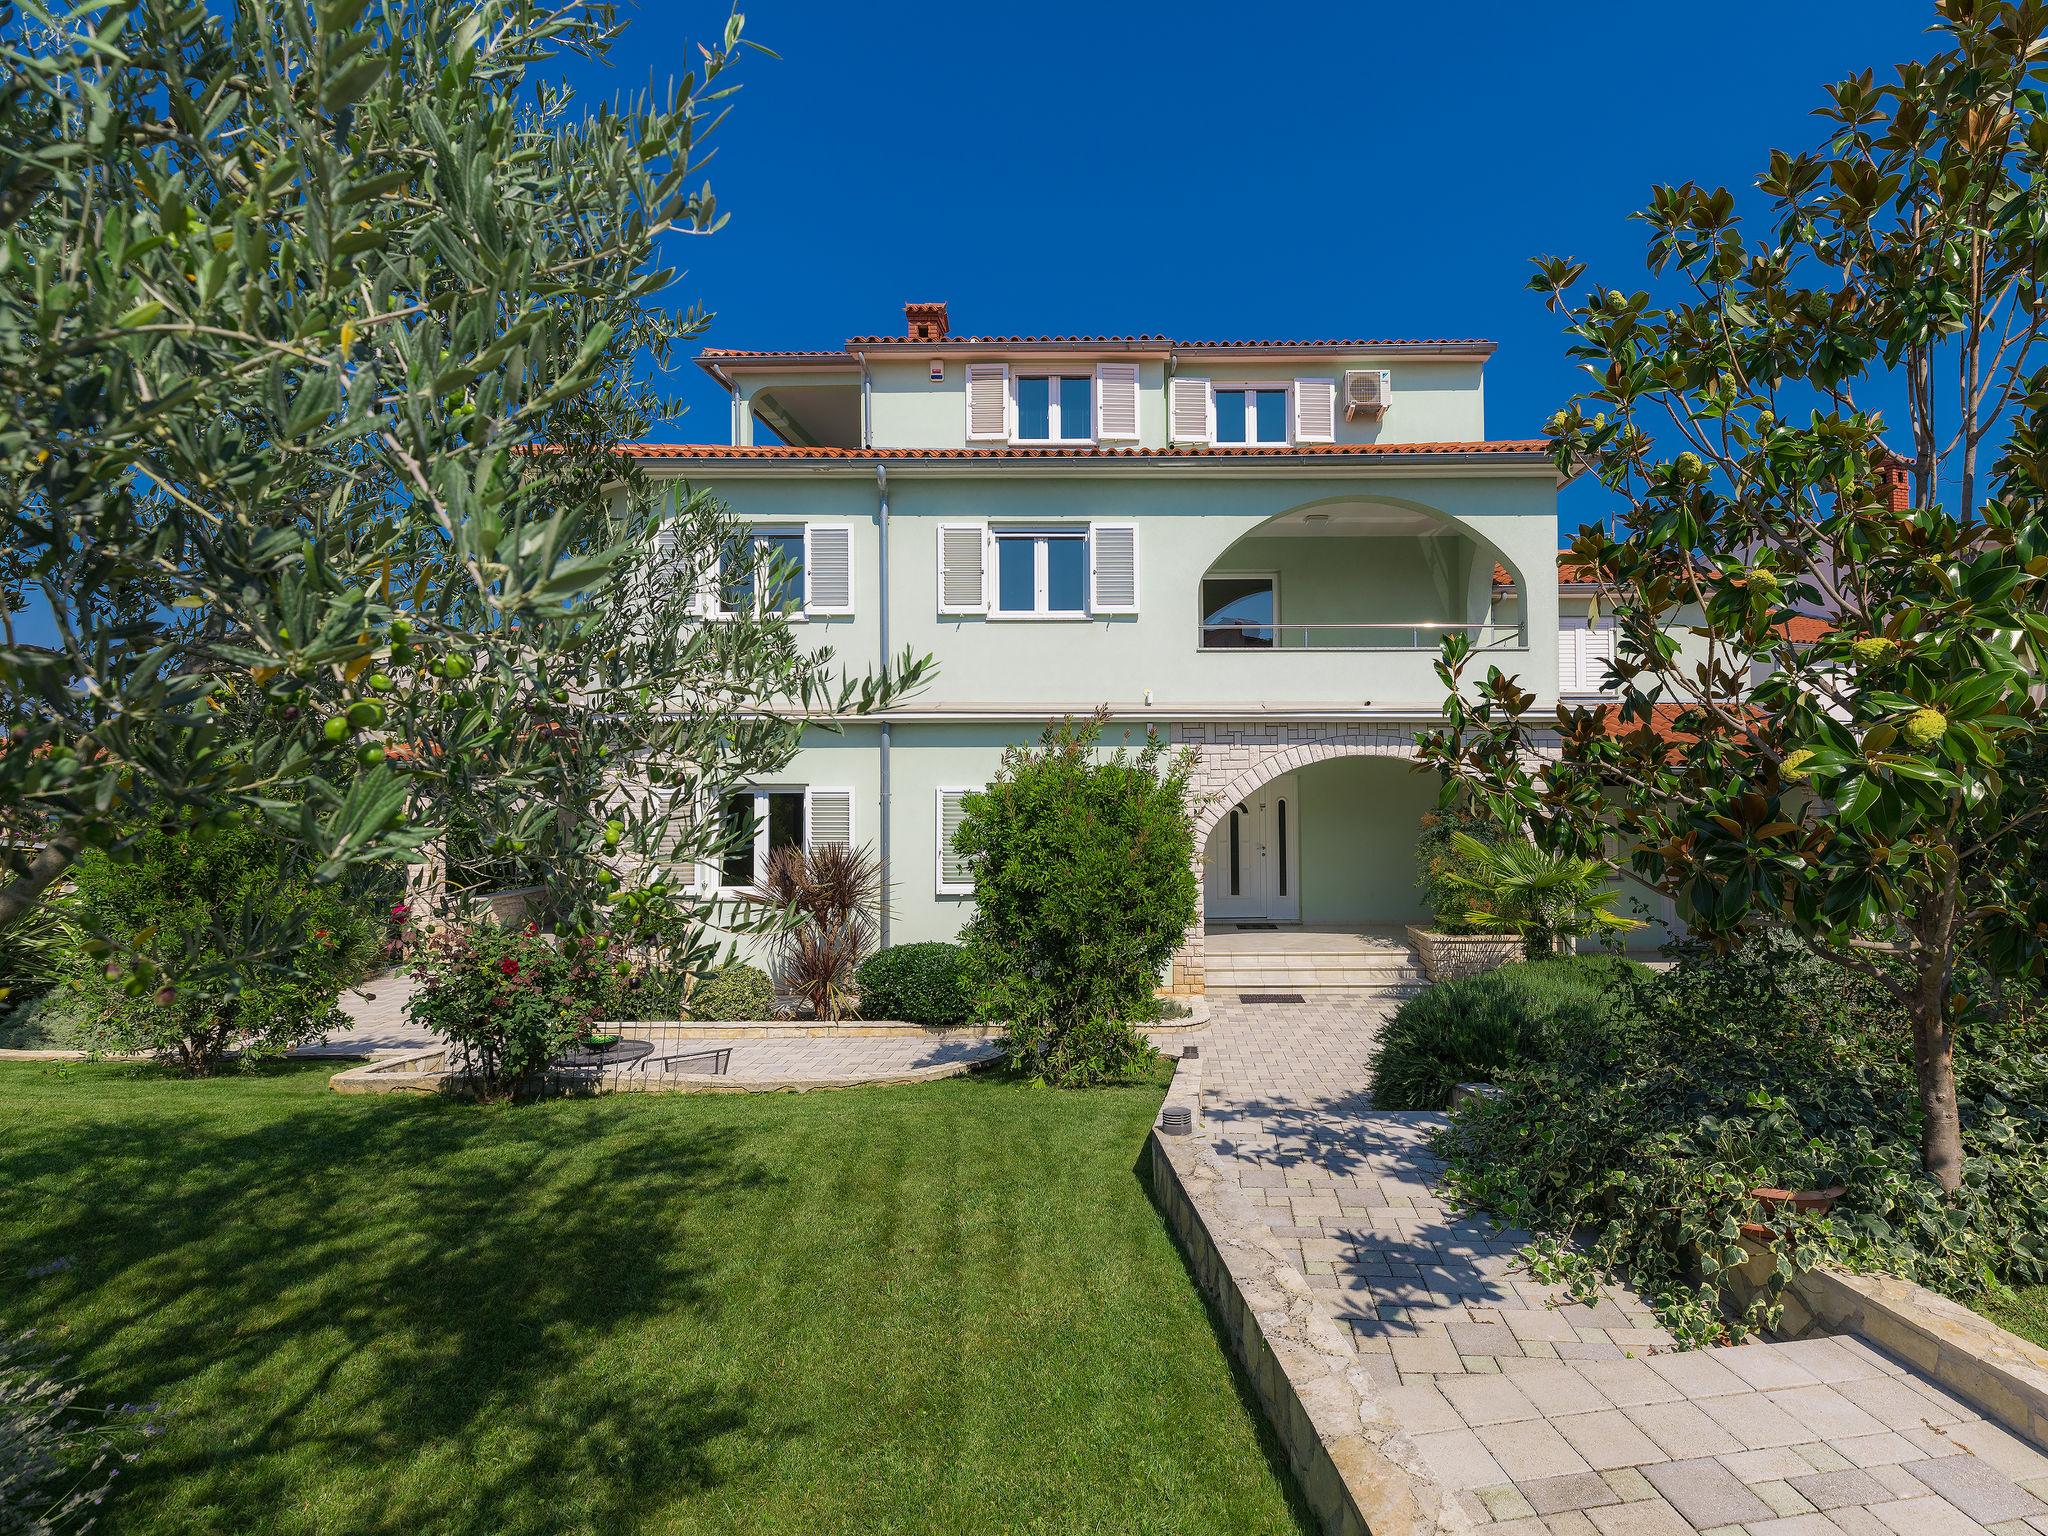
(621, 440), (1548, 463)
(1771, 615), (1835, 643)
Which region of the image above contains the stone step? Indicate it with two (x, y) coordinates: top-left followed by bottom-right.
(1206, 966), (1429, 992)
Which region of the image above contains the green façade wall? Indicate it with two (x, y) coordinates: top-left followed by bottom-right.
(1291, 755), (1438, 925)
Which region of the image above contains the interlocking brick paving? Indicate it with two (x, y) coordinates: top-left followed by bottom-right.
(1164, 994), (2048, 1534)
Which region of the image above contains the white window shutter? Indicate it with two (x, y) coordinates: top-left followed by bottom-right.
(936, 788), (974, 894)
(966, 364), (1009, 441)
(1293, 378), (1337, 443)
(804, 787), (854, 850)
(1583, 626), (1615, 694)
(1096, 363), (1140, 441)
(1170, 376), (1213, 444)
(937, 522), (989, 613)
(1557, 628), (1581, 694)
(803, 523), (854, 615)
(1088, 522), (1139, 614)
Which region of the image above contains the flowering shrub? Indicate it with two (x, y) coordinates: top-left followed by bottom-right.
(404, 922), (623, 1098)
(72, 822), (378, 1072)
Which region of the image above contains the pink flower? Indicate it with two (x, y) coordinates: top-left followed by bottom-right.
(390, 902), (410, 920)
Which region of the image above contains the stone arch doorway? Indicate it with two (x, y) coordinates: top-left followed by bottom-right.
(1169, 723), (1436, 995)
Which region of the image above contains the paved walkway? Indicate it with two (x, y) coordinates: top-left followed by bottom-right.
(1173, 994), (2048, 1535)
(301, 975), (433, 1054)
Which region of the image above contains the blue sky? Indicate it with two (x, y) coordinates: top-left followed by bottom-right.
(578, 0), (1934, 540)
(13, 3), (1934, 650)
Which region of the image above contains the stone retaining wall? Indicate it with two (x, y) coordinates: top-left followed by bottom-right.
(1730, 1240), (2048, 1453)
(1405, 927), (1527, 982)
(1145, 1053), (1466, 1535)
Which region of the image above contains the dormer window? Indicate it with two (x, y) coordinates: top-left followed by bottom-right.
(1015, 373), (1094, 444)
(1215, 387), (1289, 445)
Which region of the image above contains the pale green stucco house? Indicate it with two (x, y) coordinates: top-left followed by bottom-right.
(632, 302), (1584, 993)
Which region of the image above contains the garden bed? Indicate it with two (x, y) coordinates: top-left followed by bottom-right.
(0, 1058), (1310, 1534)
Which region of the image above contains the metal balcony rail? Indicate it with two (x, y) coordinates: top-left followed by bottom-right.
(1197, 621), (1522, 652)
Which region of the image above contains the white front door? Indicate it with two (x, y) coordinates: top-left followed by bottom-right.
(1204, 774), (1301, 922)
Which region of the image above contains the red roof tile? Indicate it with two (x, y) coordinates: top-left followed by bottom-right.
(621, 441), (1549, 462)
(1772, 615), (1834, 643)
(702, 337), (1498, 369)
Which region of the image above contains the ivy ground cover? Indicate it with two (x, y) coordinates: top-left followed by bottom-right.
(0, 1061), (1309, 1535)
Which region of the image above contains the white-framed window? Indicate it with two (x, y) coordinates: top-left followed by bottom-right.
(716, 785), (855, 888)
(1214, 385), (1290, 445)
(1013, 373), (1095, 443)
(936, 787), (974, 895)
(993, 526), (1089, 616)
(714, 524), (853, 618)
(720, 527), (805, 617)
(939, 521), (1139, 617)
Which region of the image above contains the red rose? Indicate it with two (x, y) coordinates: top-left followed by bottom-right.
(499, 956), (519, 976)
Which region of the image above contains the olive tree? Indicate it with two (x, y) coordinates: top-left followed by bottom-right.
(1425, 0), (2048, 1190)
(0, 1), (927, 997)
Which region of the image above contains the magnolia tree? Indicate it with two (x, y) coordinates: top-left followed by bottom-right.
(1422, 0), (2048, 1191)
(0, 1), (926, 997)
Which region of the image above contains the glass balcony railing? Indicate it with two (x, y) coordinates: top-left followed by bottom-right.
(1197, 621), (1523, 652)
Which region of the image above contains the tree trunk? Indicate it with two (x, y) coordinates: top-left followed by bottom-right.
(0, 832), (82, 931)
(1908, 984), (1965, 1194)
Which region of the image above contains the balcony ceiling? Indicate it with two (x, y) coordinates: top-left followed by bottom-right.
(1257, 501), (1462, 538)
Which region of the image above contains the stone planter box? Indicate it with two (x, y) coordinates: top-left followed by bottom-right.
(1405, 926), (1527, 982)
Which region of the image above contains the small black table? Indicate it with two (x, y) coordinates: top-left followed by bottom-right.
(554, 1038), (654, 1071)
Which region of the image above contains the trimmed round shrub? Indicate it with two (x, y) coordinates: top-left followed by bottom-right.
(1368, 955), (1643, 1110)
(686, 962), (773, 1022)
(855, 942), (970, 1026)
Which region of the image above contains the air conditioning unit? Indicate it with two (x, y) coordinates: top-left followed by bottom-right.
(1344, 369), (1392, 419)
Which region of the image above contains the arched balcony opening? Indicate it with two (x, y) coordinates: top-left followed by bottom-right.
(1196, 499), (1522, 655)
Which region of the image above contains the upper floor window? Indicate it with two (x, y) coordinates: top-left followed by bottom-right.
(1015, 374), (1094, 443)
(1215, 387), (1288, 445)
(994, 528), (1088, 616)
(710, 523), (854, 619)
(720, 528), (804, 616)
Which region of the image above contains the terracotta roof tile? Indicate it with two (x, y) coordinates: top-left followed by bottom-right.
(621, 440), (1548, 462)
(705, 336), (1497, 364)
(1772, 615), (1834, 642)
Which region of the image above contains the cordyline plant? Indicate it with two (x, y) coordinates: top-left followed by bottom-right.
(0, 1), (929, 997)
(1422, 0), (2048, 1191)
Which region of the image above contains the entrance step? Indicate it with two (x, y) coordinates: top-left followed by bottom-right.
(1205, 958), (1428, 993)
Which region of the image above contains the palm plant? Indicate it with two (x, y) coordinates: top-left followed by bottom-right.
(1439, 832), (1641, 960)
(753, 843), (881, 1021)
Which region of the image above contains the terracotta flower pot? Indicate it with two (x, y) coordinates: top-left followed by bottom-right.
(1739, 1184), (1845, 1242)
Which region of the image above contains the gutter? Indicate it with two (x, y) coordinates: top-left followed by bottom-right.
(876, 461), (891, 948)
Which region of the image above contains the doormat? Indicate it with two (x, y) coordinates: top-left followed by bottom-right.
(1233, 923), (1280, 931)
(1237, 993), (1305, 1005)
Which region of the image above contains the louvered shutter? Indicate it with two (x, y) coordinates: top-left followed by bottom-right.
(937, 522), (989, 613)
(1096, 363), (1140, 441)
(1293, 378), (1337, 443)
(1088, 522), (1139, 614)
(1581, 626), (1615, 694)
(936, 788), (973, 894)
(803, 523), (854, 615)
(1557, 628), (1582, 694)
(966, 364), (1009, 441)
(804, 787), (854, 850)
(1169, 376), (1213, 444)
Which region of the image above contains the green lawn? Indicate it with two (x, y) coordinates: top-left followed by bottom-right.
(0, 1059), (1308, 1536)
(1971, 1286), (2048, 1353)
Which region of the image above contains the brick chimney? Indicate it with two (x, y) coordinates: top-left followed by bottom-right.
(1884, 457), (1911, 512)
(904, 301), (949, 342)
